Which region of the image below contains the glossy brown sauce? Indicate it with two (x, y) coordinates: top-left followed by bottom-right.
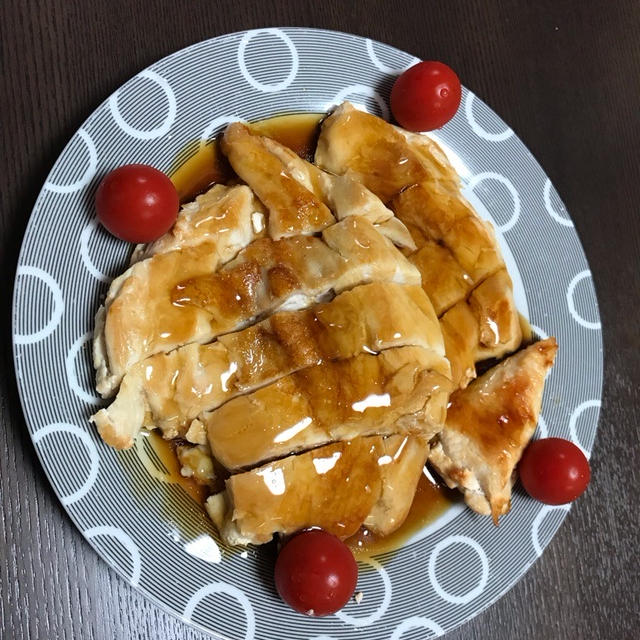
(144, 112), (456, 556)
(140, 431), (208, 504)
(519, 312), (534, 345)
(170, 113), (323, 203)
(346, 471), (457, 557)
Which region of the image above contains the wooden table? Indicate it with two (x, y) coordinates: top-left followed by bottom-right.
(2, 1), (638, 638)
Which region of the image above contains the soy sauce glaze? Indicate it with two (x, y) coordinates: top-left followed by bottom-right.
(346, 470), (458, 557)
(170, 113), (324, 203)
(158, 112), (456, 557)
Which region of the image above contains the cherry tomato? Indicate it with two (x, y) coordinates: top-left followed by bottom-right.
(390, 61), (462, 131)
(519, 438), (591, 505)
(95, 164), (179, 243)
(274, 529), (358, 616)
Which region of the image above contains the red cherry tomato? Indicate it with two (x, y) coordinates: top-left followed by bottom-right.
(391, 61), (462, 131)
(274, 530), (358, 616)
(519, 438), (591, 505)
(96, 164), (179, 243)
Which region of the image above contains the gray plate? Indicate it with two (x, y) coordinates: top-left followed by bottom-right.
(12, 28), (602, 639)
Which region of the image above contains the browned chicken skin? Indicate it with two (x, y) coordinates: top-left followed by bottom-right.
(204, 346), (451, 470)
(429, 338), (558, 522)
(207, 434), (429, 545)
(91, 282), (444, 449)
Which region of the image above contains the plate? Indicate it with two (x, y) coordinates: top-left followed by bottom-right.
(12, 28), (603, 639)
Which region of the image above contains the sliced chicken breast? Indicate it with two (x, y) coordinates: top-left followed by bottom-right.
(261, 134), (414, 249)
(429, 338), (558, 522)
(409, 240), (474, 317)
(130, 183), (266, 263)
(222, 122), (335, 239)
(391, 182), (503, 285)
(440, 268), (522, 389)
(204, 346), (451, 471)
(222, 123), (415, 250)
(315, 102), (431, 202)
(315, 102), (521, 375)
(97, 215), (420, 398)
(364, 435), (430, 537)
(94, 184), (262, 396)
(206, 434), (427, 546)
(172, 215), (420, 329)
(91, 282), (444, 449)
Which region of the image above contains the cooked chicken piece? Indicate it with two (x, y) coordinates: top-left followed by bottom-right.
(317, 104), (502, 282)
(391, 183), (503, 285)
(364, 435), (430, 537)
(429, 338), (558, 522)
(96, 215), (420, 398)
(315, 102), (431, 203)
(130, 184), (266, 263)
(208, 437), (384, 545)
(315, 102), (520, 367)
(470, 268), (522, 361)
(91, 282), (443, 449)
(173, 215), (420, 327)
(93, 185), (262, 396)
(223, 125), (415, 250)
(205, 346), (451, 471)
(393, 126), (461, 194)
(440, 301), (479, 390)
(176, 443), (216, 486)
(222, 123), (335, 239)
(373, 217), (416, 251)
(409, 240), (474, 317)
(261, 135), (391, 221)
(439, 269), (522, 389)
(206, 434), (428, 546)
(316, 102), (464, 203)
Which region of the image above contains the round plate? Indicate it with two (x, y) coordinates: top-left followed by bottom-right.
(12, 28), (602, 639)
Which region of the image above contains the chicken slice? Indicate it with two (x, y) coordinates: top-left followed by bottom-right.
(440, 269), (523, 389)
(93, 184), (262, 396)
(206, 434), (428, 546)
(176, 442), (216, 486)
(315, 102), (431, 202)
(409, 240), (474, 317)
(172, 215), (420, 327)
(315, 102), (520, 367)
(429, 338), (558, 522)
(225, 126), (415, 250)
(363, 435), (430, 537)
(440, 301), (479, 390)
(130, 183), (266, 263)
(316, 102), (464, 202)
(96, 215), (420, 398)
(204, 346), (451, 471)
(373, 217), (416, 251)
(470, 268), (523, 361)
(221, 122), (335, 239)
(391, 182), (503, 285)
(91, 282), (443, 449)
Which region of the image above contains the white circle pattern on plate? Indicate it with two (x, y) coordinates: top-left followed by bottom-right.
(109, 70), (177, 140)
(32, 423), (100, 505)
(85, 526), (142, 587)
(12, 28), (602, 640)
(44, 129), (98, 194)
(335, 557), (392, 627)
(13, 266), (64, 345)
(428, 535), (489, 605)
(65, 332), (103, 405)
(567, 270), (602, 329)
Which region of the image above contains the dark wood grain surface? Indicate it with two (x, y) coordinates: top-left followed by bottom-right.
(2, 1), (639, 638)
